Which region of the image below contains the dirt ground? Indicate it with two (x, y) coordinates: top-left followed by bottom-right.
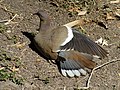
(0, 0), (120, 90)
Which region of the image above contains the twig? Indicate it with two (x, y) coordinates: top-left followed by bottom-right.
(94, 59), (120, 70)
(0, 4), (9, 12)
(0, 20), (8, 23)
(78, 58), (120, 89)
(64, 19), (84, 28)
(4, 14), (18, 25)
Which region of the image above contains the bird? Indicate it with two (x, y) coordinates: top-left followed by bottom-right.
(33, 10), (108, 77)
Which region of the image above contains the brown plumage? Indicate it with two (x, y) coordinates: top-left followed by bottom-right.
(33, 10), (108, 77)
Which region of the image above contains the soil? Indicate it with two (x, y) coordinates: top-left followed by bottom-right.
(0, 0), (120, 90)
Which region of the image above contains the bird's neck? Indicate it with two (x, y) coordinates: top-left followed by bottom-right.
(39, 20), (51, 31)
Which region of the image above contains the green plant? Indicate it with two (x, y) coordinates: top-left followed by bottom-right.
(0, 51), (23, 85)
(0, 69), (23, 85)
(0, 24), (7, 33)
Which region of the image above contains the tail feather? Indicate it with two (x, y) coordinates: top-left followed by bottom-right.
(58, 51), (96, 77)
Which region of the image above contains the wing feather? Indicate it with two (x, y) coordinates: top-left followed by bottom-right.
(60, 29), (108, 58)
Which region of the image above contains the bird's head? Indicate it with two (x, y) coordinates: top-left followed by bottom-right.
(33, 10), (49, 21)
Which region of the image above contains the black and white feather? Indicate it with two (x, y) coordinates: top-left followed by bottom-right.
(58, 53), (87, 77)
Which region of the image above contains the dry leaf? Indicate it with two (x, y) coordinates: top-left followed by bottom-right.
(7, 42), (26, 48)
(78, 10), (87, 16)
(106, 13), (116, 20)
(117, 23), (120, 28)
(115, 11), (120, 17)
(95, 37), (108, 46)
(36, 59), (41, 62)
(110, 0), (120, 4)
(16, 42), (26, 48)
(68, 7), (79, 12)
(102, 40), (108, 46)
(11, 66), (19, 72)
(119, 73), (120, 76)
(95, 37), (103, 44)
(7, 30), (11, 33)
(0, 67), (5, 70)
